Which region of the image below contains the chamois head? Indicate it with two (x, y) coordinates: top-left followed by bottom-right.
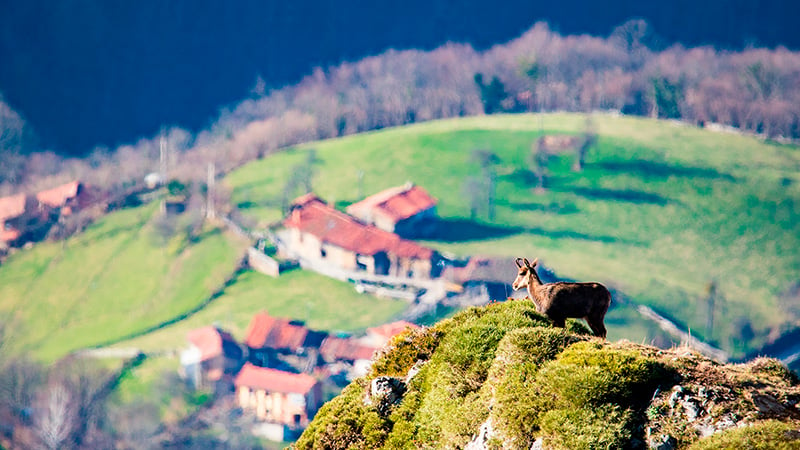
(512, 257), (539, 290)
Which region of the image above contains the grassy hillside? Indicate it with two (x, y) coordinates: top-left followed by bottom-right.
(0, 203), (247, 361)
(295, 301), (800, 449)
(0, 203), (405, 363)
(224, 113), (800, 358)
(110, 269), (407, 354)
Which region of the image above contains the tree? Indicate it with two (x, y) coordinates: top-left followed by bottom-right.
(529, 137), (551, 190)
(463, 177), (483, 220)
(474, 73), (507, 114)
(704, 280), (718, 341)
(574, 116), (597, 172)
(280, 149), (318, 213)
(471, 149), (501, 220)
(35, 381), (76, 450)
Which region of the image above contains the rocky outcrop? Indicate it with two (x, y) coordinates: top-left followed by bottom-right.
(296, 301), (800, 450)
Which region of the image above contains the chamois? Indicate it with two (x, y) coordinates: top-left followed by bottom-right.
(512, 257), (611, 338)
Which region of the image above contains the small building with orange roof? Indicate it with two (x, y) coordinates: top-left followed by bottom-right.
(0, 193), (27, 245)
(36, 180), (100, 215)
(284, 193), (438, 279)
(180, 326), (244, 389)
(346, 183), (438, 238)
(244, 311), (327, 367)
(234, 362), (322, 429)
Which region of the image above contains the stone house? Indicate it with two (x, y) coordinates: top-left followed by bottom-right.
(283, 194), (437, 279)
(180, 326), (244, 390)
(346, 183), (438, 238)
(0, 193), (27, 246)
(244, 311), (327, 368)
(0, 181), (103, 248)
(318, 336), (378, 381)
(234, 362), (322, 428)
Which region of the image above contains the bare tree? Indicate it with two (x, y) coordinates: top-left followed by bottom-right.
(471, 149), (501, 220)
(574, 116), (597, 172)
(529, 137), (550, 190)
(35, 381), (76, 450)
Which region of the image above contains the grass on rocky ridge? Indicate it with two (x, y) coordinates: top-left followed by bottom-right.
(295, 300), (800, 450)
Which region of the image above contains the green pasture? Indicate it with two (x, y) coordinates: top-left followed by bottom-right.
(0, 203), (245, 361)
(224, 113), (800, 357)
(111, 268), (408, 353)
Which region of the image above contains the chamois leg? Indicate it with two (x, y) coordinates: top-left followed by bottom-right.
(587, 318), (607, 339)
(551, 318), (566, 329)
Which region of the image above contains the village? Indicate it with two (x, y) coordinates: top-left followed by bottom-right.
(0, 178), (523, 442)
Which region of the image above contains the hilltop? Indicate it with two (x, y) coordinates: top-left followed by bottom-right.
(1, 113), (798, 364)
(224, 113), (800, 361)
(295, 300), (800, 449)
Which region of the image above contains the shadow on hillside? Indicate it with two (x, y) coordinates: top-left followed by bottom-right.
(597, 160), (737, 182)
(432, 218), (639, 245)
(497, 199), (580, 215)
(432, 219), (522, 242)
(501, 168), (539, 188)
(563, 186), (671, 206)
(522, 226), (641, 245)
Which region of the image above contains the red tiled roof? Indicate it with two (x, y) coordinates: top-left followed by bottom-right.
(245, 312), (309, 351)
(234, 363), (318, 394)
(284, 196), (433, 260)
(367, 321), (420, 341)
(187, 326), (238, 362)
(36, 181), (81, 208)
(0, 193), (26, 222)
(319, 336), (377, 362)
(1, 227), (21, 243)
(347, 184), (437, 224)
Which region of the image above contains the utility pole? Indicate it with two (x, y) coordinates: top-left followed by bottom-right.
(705, 280), (717, 340)
(206, 162), (216, 220)
(159, 131), (167, 214)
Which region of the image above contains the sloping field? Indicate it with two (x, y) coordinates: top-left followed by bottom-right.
(111, 269), (407, 353)
(0, 202), (408, 361)
(0, 203), (245, 361)
(224, 113), (800, 358)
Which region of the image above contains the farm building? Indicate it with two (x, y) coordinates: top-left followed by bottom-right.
(179, 326), (244, 390)
(234, 363), (322, 429)
(0, 180), (103, 248)
(244, 311), (326, 367)
(0, 193), (27, 245)
(283, 194), (437, 279)
(346, 183), (438, 238)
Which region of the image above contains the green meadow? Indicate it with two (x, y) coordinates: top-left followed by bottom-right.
(224, 113), (800, 358)
(1, 113), (797, 364)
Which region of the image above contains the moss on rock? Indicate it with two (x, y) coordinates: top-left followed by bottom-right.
(294, 301), (800, 450)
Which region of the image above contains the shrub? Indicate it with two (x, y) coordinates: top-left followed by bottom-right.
(539, 405), (634, 450)
(744, 358), (800, 386)
(536, 341), (674, 409)
(295, 379), (390, 450)
(687, 420), (800, 450)
(490, 327), (588, 448)
(369, 327), (444, 379)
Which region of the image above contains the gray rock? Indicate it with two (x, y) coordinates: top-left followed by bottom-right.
(668, 386), (684, 409)
(531, 437), (544, 450)
(683, 399), (701, 422)
(465, 417), (495, 450)
(366, 376), (406, 416)
(648, 434), (677, 450)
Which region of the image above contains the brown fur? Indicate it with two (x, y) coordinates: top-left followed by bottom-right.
(512, 257), (611, 338)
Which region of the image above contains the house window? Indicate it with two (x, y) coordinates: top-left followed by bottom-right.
(320, 248), (327, 258)
(294, 414), (302, 425)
